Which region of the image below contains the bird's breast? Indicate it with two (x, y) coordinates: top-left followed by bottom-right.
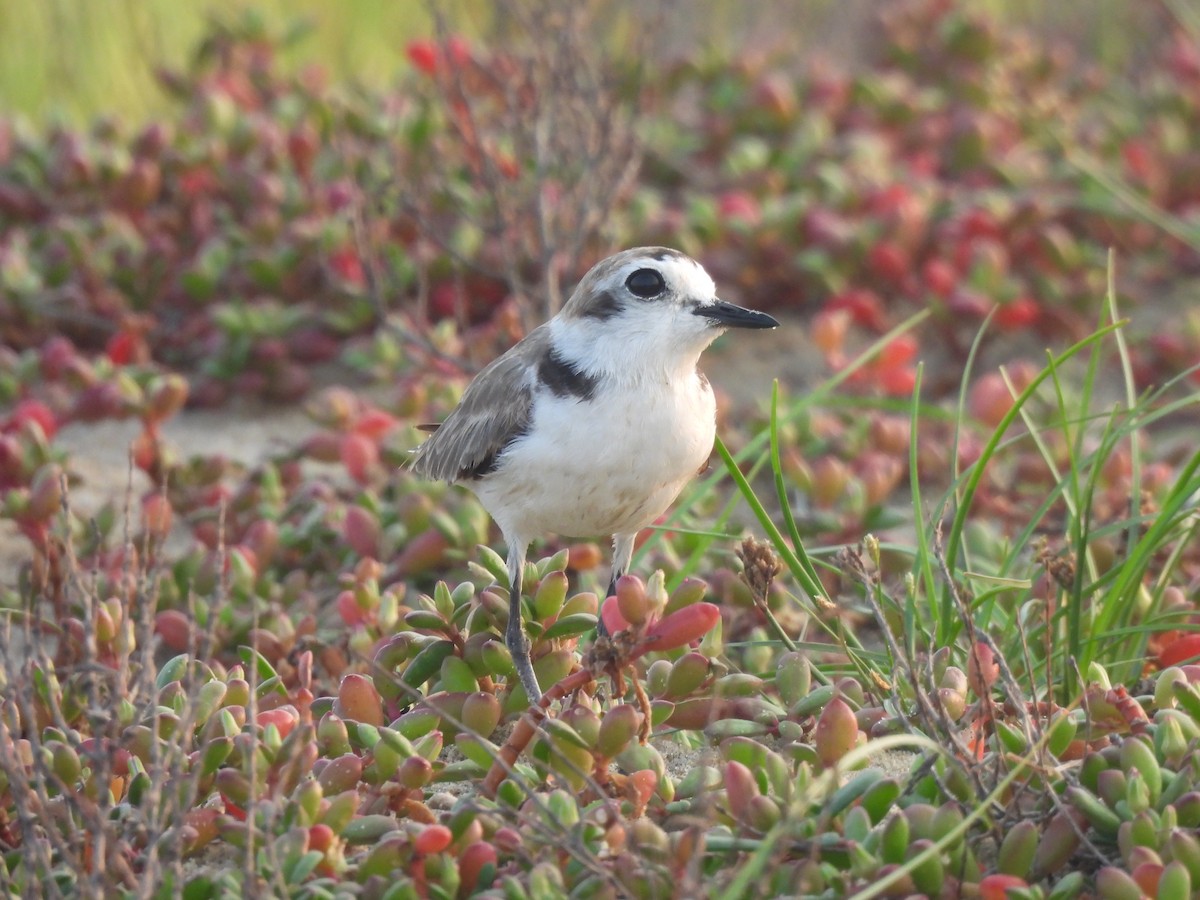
(472, 372), (717, 540)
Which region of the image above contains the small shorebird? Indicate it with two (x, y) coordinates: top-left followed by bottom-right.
(410, 247), (779, 700)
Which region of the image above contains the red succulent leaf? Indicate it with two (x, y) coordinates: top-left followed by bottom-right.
(637, 603), (720, 653)
(339, 432), (379, 485)
(220, 795), (247, 821)
(352, 409), (397, 441)
(9, 399), (57, 439)
(979, 874), (1029, 900)
(877, 334), (918, 370)
(256, 705), (299, 739)
(106, 330), (144, 366)
(1158, 633), (1200, 668)
(329, 245), (364, 286)
(458, 841), (498, 893)
(413, 824), (452, 855)
(876, 365), (917, 397)
(600, 595), (632, 635)
(406, 40), (441, 75)
(826, 288), (886, 331)
(994, 296), (1040, 330)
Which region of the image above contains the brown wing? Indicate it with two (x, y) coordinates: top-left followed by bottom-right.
(408, 327), (547, 483)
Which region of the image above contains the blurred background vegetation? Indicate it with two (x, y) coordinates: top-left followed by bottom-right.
(0, 0), (1174, 126)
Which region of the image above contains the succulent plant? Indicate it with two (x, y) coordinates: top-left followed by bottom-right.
(4, 2), (1200, 896)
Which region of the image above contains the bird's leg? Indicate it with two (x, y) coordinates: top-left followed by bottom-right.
(597, 532), (638, 638)
(505, 544), (542, 702)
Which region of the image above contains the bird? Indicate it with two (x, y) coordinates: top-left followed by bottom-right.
(409, 247), (779, 701)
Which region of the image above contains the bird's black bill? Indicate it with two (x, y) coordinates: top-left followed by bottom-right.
(693, 300), (779, 329)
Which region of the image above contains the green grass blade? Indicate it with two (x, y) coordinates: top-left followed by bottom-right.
(769, 380), (822, 591)
(908, 362), (933, 659)
(715, 435), (827, 607)
(942, 322), (1126, 593)
(938, 307), (997, 640)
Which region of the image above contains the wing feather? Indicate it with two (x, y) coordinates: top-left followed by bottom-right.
(408, 327), (546, 483)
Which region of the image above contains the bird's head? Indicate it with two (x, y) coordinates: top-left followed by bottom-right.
(554, 247), (778, 378)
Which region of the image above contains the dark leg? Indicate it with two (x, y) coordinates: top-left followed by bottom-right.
(505, 545), (542, 702)
(606, 571), (620, 602)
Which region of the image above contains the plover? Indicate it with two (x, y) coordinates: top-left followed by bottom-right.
(410, 247), (779, 700)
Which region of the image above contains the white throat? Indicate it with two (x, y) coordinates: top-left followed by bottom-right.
(548, 314), (715, 386)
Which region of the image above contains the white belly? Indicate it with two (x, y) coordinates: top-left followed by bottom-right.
(473, 373), (716, 542)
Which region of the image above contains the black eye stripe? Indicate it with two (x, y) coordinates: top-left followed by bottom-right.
(625, 268), (666, 299)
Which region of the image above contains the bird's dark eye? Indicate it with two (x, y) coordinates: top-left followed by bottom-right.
(625, 268), (666, 299)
